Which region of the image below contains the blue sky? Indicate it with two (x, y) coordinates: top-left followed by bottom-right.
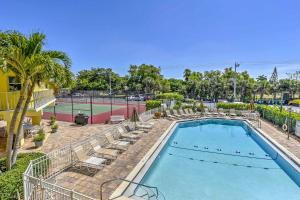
(1, 0), (300, 79)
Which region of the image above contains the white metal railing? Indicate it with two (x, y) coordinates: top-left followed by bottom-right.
(33, 90), (56, 110)
(23, 108), (158, 200)
(140, 107), (160, 122)
(0, 89), (55, 111)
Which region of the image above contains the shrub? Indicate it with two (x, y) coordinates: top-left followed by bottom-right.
(216, 102), (250, 110)
(256, 105), (300, 132)
(146, 100), (161, 110)
(33, 131), (45, 142)
(156, 92), (184, 101)
(154, 112), (161, 119)
(184, 98), (196, 103)
(0, 152), (44, 199)
(173, 101), (182, 110)
(50, 115), (56, 125)
(51, 123), (58, 133)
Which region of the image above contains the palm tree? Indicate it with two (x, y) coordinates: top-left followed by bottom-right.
(0, 31), (71, 169)
(256, 75), (270, 100)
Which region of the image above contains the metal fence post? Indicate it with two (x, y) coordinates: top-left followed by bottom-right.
(90, 95), (93, 124)
(126, 94), (129, 118)
(71, 95), (74, 121)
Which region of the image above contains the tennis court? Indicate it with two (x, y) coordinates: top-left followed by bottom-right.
(42, 97), (145, 124)
(44, 102), (124, 116)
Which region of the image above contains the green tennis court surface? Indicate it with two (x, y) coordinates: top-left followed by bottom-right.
(44, 103), (125, 116)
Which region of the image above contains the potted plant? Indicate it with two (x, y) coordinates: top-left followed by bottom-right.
(51, 123), (58, 133)
(49, 115), (56, 125)
(154, 112), (161, 119)
(33, 130), (45, 147)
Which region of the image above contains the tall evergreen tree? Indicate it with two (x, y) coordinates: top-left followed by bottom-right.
(269, 67), (279, 99)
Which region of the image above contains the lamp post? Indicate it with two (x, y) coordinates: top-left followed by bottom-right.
(234, 62), (240, 102)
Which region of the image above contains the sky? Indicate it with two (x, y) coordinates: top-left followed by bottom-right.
(1, 0), (300, 79)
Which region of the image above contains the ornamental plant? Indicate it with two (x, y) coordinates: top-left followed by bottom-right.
(256, 105), (300, 132)
(146, 100), (162, 110)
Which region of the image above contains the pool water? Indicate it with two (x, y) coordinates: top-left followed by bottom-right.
(138, 119), (300, 200)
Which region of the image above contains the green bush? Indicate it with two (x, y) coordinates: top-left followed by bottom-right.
(184, 98), (196, 103)
(146, 100), (162, 110)
(156, 92), (184, 101)
(256, 105), (300, 132)
(0, 152), (44, 199)
(33, 130), (45, 142)
(173, 101), (182, 110)
(50, 115), (56, 125)
(51, 123), (58, 133)
(216, 102), (250, 110)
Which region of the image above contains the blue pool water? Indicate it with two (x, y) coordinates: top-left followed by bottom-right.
(139, 119), (300, 200)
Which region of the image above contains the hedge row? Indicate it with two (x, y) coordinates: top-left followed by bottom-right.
(156, 92), (184, 101)
(0, 152), (44, 199)
(216, 102), (251, 110)
(256, 105), (300, 132)
(145, 100), (162, 110)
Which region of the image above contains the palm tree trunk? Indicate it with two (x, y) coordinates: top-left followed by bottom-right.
(11, 83), (35, 165)
(6, 80), (29, 170)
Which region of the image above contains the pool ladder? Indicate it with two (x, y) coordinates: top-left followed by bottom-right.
(101, 178), (166, 200)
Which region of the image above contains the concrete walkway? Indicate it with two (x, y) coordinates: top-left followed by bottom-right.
(260, 119), (300, 159)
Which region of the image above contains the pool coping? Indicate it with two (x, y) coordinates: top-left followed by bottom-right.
(110, 117), (300, 199)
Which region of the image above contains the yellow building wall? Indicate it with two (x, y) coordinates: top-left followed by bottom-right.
(0, 70), (51, 148)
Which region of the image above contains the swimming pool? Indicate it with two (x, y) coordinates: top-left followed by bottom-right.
(128, 119), (300, 200)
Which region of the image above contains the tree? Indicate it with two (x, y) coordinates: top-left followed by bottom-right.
(183, 69), (191, 81)
(256, 75), (270, 99)
(269, 67), (279, 99)
(0, 31), (72, 169)
(168, 78), (185, 94)
(127, 64), (163, 93)
(74, 68), (122, 92)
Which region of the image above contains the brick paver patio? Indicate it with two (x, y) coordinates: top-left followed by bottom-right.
(54, 118), (172, 199)
(21, 120), (112, 153)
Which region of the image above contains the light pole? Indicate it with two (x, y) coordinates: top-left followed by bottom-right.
(234, 62), (240, 101)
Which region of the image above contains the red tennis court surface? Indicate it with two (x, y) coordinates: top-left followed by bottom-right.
(42, 103), (145, 124)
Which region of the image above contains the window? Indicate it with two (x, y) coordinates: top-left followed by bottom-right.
(8, 76), (21, 91)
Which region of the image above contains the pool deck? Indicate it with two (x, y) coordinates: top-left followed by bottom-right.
(53, 118), (172, 199)
(44, 117), (300, 200)
(20, 120), (112, 153)
(259, 119), (300, 160)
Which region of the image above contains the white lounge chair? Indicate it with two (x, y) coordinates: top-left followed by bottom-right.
(218, 108), (227, 117)
(165, 110), (180, 119)
(116, 126), (140, 140)
(229, 109), (237, 117)
(72, 145), (107, 173)
(178, 109), (190, 117)
(89, 138), (119, 160)
(110, 115), (125, 124)
(124, 124), (145, 134)
(204, 108), (213, 117)
(105, 132), (130, 151)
